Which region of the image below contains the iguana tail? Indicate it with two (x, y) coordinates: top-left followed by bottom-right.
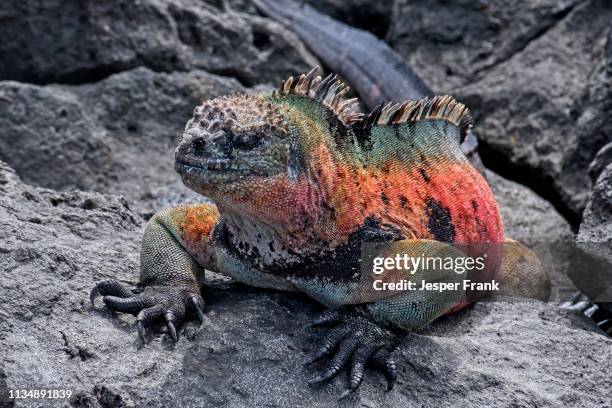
(252, 0), (432, 107)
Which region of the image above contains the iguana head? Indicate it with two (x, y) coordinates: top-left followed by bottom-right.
(174, 92), (292, 193)
(174, 67), (362, 210)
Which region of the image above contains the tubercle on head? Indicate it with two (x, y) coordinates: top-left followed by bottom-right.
(193, 93), (289, 138)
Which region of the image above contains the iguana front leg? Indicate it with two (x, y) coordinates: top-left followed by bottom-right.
(90, 204), (219, 341)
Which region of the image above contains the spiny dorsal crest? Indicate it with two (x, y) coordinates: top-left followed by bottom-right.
(276, 66), (364, 125)
(368, 95), (473, 135)
(195, 93), (288, 135)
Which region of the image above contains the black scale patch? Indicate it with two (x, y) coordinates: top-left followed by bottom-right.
(425, 198), (455, 242)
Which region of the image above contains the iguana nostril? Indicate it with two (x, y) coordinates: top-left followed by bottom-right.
(192, 138), (206, 155)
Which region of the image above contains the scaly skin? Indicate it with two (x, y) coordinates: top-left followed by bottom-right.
(91, 67), (549, 397)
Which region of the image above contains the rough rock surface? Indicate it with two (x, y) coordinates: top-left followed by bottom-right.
(1, 161), (610, 407)
(389, 0), (612, 225)
(0, 67), (241, 210)
(0, 0), (317, 86)
(579, 164), (612, 243)
(589, 142), (612, 183)
(573, 164), (612, 311)
(488, 171), (574, 247)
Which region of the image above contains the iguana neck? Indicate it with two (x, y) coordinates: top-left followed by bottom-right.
(214, 160), (366, 262)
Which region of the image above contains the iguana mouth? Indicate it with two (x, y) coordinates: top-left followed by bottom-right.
(175, 159), (247, 189)
(175, 157), (237, 172)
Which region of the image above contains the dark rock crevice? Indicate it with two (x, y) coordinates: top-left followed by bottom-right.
(4, 62), (138, 86)
(295, 0), (393, 39)
(478, 140), (582, 230)
(206, 67), (257, 87)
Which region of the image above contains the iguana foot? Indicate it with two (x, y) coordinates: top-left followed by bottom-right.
(560, 292), (612, 335)
(559, 292), (593, 312)
(305, 308), (401, 399)
(90, 279), (205, 342)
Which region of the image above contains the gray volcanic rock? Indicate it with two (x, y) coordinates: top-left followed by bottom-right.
(579, 164), (612, 243)
(588, 141), (612, 183)
(0, 0), (317, 86)
(1, 161), (611, 407)
(0, 67), (241, 209)
(389, 0), (612, 224)
(488, 171), (574, 247)
(388, 0), (583, 91)
(573, 164), (612, 311)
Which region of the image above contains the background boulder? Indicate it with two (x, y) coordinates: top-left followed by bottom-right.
(0, 0), (317, 86)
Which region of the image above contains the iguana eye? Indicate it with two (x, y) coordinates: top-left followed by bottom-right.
(231, 132), (263, 150)
(192, 138), (206, 155)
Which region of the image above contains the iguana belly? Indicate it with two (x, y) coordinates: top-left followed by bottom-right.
(212, 244), (298, 291)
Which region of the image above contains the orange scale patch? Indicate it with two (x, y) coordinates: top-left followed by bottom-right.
(180, 205), (219, 246)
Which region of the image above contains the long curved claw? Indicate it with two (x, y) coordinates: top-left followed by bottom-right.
(165, 312), (178, 342)
(348, 346), (377, 390)
(90, 280), (134, 305)
(336, 345), (378, 400)
(304, 324), (348, 365)
(137, 320), (145, 342)
(386, 360), (397, 391)
(135, 305), (164, 343)
(189, 295), (205, 323)
(560, 292), (590, 311)
(310, 337), (359, 384)
(597, 319), (611, 334)
(372, 348), (398, 391)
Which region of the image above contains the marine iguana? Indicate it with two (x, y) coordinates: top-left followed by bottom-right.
(91, 65), (550, 397)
